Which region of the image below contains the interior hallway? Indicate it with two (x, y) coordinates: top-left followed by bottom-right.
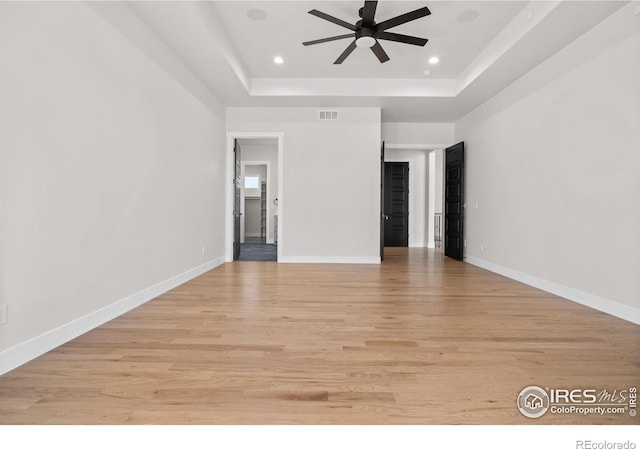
(238, 237), (277, 262)
(0, 248), (637, 424)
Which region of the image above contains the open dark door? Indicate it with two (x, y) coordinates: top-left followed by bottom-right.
(384, 162), (409, 247)
(444, 142), (464, 260)
(233, 139), (242, 261)
(380, 142), (385, 261)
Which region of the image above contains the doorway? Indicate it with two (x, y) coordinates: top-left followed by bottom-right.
(227, 133), (283, 262)
(239, 161), (276, 261)
(382, 145), (444, 254)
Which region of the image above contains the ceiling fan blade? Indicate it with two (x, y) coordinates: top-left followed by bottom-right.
(375, 31), (428, 46)
(361, 1), (378, 27)
(309, 9), (356, 31)
(303, 33), (355, 46)
(370, 41), (390, 63)
(375, 6), (431, 32)
(334, 40), (357, 64)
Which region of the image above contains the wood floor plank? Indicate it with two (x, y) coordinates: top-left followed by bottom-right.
(1, 248), (638, 424)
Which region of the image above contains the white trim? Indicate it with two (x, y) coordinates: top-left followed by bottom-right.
(0, 257), (225, 375)
(226, 132), (284, 262)
(279, 256), (380, 264)
(428, 151), (436, 248)
(385, 143), (448, 151)
(409, 241), (431, 248)
(251, 78), (456, 98)
(464, 256), (640, 325)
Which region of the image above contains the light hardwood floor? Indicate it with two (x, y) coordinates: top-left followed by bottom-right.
(1, 248), (638, 424)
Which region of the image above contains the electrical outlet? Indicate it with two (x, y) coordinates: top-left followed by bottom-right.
(0, 304), (7, 326)
(201, 246), (206, 256)
(480, 244), (484, 252)
(464, 239), (467, 247)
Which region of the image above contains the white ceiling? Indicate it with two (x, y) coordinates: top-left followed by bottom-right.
(127, 1), (627, 122)
(211, 1), (526, 79)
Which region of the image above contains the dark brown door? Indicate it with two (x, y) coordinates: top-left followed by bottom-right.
(380, 142), (385, 261)
(384, 162), (409, 247)
(444, 142), (464, 260)
(233, 140), (242, 261)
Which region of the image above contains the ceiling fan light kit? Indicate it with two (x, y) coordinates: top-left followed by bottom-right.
(355, 37), (376, 48)
(303, 1), (431, 64)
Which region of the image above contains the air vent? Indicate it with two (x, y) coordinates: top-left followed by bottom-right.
(318, 110), (339, 121)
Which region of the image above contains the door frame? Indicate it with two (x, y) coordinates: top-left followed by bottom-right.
(384, 144), (445, 248)
(226, 132), (284, 262)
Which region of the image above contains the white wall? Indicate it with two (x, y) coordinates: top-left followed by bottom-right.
(244, 198), (262, 237)
(241, 142), (278, 243)
(456, 4), (640, 323)
(384, 149), (430, 247)
(382, 122), (454, 147)
(0, 2), (227, 372)
(227, 108), (381, 263)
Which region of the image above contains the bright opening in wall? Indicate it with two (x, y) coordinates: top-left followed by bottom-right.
(244, 175), (259, 189)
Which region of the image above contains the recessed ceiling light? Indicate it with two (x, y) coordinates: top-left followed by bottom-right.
(247, 8), (267, 21)
(273, 56), (284, 65)
(428, 56), (439, 65)
(457, 10), (479, 23)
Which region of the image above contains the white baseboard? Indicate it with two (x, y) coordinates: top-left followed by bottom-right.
(0, 257), (225, 375)
(279, 256), (381, 264)
(464, 255), (640, 325)
(245, 233), (261, 238)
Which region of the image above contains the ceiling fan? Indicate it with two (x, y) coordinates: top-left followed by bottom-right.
(303, 1), (431, 64)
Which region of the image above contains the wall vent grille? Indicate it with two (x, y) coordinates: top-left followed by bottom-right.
(318, 110), (339, 121)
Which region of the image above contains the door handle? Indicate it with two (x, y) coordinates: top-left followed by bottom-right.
(384, 215), (389, 220)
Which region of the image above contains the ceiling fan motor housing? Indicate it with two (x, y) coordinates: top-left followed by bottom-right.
(356, 23), (375, 38)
